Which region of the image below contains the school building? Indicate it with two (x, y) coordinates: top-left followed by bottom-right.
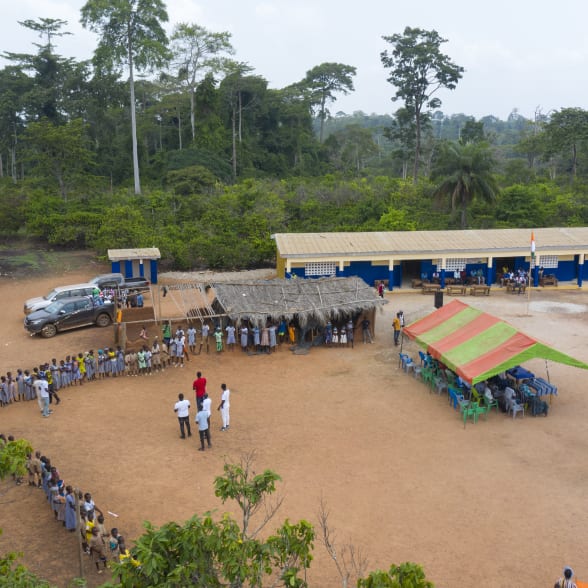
(272, 227), (588, 289)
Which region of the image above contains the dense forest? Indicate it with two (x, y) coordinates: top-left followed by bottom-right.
(2, 7), (588, 270)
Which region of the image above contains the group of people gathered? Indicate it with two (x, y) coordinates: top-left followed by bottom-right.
(0, 433), (136, 576)
(499, 267), (529, 293)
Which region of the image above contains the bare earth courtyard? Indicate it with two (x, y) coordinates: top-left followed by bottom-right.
(1, 261), (588, 587)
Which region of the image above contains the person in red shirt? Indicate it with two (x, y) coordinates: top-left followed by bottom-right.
(193, 371), (207, 410)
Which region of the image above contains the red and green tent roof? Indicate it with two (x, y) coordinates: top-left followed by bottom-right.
(403, 299), (588, 384)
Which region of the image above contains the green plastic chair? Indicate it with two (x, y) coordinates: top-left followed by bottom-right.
(422, 367), (435, 390)
(481, 394), (499, 414)
(473, 400), (489, 422)
(462, 401), (480, 427)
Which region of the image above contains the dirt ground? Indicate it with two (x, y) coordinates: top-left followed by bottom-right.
(1, 260), (588, 588)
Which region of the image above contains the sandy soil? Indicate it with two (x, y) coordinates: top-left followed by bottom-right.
(1, 264), (588, 588)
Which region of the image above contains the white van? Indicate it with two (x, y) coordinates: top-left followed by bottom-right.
(24, 283), (97, 315)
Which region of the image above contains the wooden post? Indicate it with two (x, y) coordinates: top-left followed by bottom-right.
(74, 488), (85, 579)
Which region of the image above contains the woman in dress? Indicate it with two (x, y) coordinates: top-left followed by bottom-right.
(65, 485), (77, 531)
(268, 323), (277, 352)
(240, 324), (249, 352)
(261, 325), (269, 352)
(225, 323), (236, 351)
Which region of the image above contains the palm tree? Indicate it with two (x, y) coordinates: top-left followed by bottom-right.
(432, 141), (498, 228)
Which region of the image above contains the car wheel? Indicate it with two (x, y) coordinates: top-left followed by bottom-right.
(41, 324), (57, 338)
(96, 313), (112, 327)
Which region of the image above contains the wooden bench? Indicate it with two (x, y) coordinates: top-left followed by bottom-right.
(422, 283), (442, 294)
(506, 283), (526, 294)
(470, 285), (491, 296)
(540, 275), (558, 287)
(411, 279), (423, 288)
(446, 285), (467, 295)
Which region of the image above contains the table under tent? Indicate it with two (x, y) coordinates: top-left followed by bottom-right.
(399, 299), (588, 426)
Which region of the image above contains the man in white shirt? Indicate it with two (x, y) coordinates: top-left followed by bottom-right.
(202, 393), (212, 428)
(173, 393), (191, 439)
(217, 384), (230, 431)
(36, 376), (50, 417)
(196, 407), (211, 451)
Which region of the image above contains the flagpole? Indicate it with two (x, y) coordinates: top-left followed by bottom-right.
(528, 231), (535, 316)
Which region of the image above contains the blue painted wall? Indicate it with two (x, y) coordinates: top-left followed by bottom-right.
(557, 260), (576, 281)
(288, 255), (585, 286)
(420, 260), (435, 279)
(289, 261), (394, 286)
(111, 261), (121, 274)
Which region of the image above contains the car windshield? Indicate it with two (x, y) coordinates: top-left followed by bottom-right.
(44, 301), (63, 313)
(43, 289), (59, 301)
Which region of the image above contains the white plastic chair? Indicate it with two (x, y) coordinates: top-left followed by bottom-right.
(509, 400), (525, 419)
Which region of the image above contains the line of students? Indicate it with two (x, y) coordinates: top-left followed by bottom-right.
(0, 433), (139, 578)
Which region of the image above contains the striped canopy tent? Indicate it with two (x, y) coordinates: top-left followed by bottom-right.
(403, 299), (588, 385)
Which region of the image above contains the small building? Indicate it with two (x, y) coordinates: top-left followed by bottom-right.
(212, 277), (387, 342)
(108, 248), (161, 284)
(273, 228), (588, 289)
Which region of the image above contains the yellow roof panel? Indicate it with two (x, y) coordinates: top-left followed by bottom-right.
(274, 228), (588, 258)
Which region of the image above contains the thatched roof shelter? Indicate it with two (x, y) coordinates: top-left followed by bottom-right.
(212, 277), (387, 327)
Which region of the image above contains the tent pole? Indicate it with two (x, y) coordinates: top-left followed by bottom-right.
(545, 360), (553, 405)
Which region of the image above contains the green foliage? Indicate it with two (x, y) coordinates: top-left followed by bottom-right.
(109, 456), (314, 588)
(166, 164), (218, 195)
(541, 108), (588, 180)
(0, 538), (54, 588)
(0, 438), (32, 479)
(302, 62), (357, 142)
(381, 27), (464, 181)
(22, 118), (96, 200)
(80, 0), (170, 73)
(91, 204), (152, 252)
(432, 141), (499, 228)
(357, 562), (434, 588)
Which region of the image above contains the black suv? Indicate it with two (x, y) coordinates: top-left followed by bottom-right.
(24, 296), (115, 338)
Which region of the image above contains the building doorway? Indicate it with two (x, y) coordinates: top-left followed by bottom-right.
(401, 260), (421, 287)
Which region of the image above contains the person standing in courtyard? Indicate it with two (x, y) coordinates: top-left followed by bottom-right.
(196, 405), (212, 451)
(214, 327), (223, 353)
(225, 323), (236, 351)
(199, 323), (210, 354)
(218, 383), (231, 431)
(362, 317), (373, 343)
(187, 325), (197, 354)
(393, 313), (401, 346)
(193, 371), (207, 410)
(174, 393), (191, 439)
(202, 393), (212, 429)
(554, 566), (577, 588)
(38, 375), (50, 417)
(346, 319), (354, 349)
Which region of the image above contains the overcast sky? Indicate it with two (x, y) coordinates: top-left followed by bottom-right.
(2, 0), (587, 120)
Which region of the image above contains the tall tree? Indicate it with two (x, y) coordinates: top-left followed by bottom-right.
(384, 107), (419, 180)
(23, 118), (96, 200)
(17, 17), (72, 52)
(381, 27), (464, 182)
(302, 62), (356, 143)
(542, 107), (588, 180)
(432, 141), (498, 229)
(81, 0), (170, 195)
(170, 23), (234, 142)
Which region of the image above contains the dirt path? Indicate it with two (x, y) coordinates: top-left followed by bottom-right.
(1, 264), (588, 587)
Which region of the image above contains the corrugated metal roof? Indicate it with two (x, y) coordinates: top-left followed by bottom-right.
(273, 228), (588, 258)
(108, 248), (161, 261)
